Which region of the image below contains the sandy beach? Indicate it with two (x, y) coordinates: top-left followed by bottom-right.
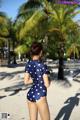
(0, 62), (80, 120)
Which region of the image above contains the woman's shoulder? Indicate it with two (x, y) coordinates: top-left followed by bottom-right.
(38, 61), (47, 68)
(26, 60), (47, 67)
(25, 60), (32, 66)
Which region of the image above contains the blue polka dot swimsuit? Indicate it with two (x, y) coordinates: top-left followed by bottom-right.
(25, 60), (49, 102)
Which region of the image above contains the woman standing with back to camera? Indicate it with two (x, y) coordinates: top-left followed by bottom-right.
(24, 42), (51, 120)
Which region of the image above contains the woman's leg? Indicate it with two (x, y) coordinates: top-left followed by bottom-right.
(36, 97), (50, 120)
(27, 100), (38, 120)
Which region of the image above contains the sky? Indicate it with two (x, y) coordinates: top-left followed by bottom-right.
(0, 0), (80, 21)
(0, 0), (26, 20)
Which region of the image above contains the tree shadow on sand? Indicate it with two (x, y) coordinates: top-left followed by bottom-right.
(0, 82), (32, 99)
(0, 95), (6, 99)
(55, 93), (80, 120)
(4, 82), (32, 96)
(0, 71), (25, 81)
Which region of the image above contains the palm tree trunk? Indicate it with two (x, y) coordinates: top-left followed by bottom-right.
(8, 38), (10, 65)
(58, 57), (64, 80)
(12, 39), (17, 64)
(58, 43), (64, 80)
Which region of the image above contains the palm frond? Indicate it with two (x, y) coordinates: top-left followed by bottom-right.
(15, 44), (28, 55)
(19, 10), (46, 39)
(0, 12), (9, 37)
(66, 43), (80, 58)
(17, 0), (42, 19)
(0, 11), (7, 17)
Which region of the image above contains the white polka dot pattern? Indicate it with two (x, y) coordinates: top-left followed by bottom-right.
(37, 93), (40, 95)
(43, 90), (45, 92)
(40, 86), (42, 89)
(37, 69), (39, 71)
(25, 60), (48, 102)
(33, 95), (35, 98)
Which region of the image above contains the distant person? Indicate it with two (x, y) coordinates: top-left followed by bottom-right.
(24, 42), (51, 120)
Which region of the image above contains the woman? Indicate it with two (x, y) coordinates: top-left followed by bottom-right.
(24, 42), (51, 120)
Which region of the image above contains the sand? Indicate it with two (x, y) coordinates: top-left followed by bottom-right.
(0, 64), (80, 120)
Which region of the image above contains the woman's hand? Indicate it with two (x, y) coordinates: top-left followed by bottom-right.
(43, 74), (51, 88)
(24, 72), (33, 85)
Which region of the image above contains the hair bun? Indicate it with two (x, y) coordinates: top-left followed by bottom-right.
(30, 42), (43, 56)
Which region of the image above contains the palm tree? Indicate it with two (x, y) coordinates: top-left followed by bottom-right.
(0, 12), (17, 65)
(14, 0), (44, 59)
(0, 12), (9, 41)
(66, 24), (80, 59)
(16, 0), (45, 40)
(16, 0), (80, 80)
(48, 4), (80, 79)
(0, 12), (9, 62)
(7, 19), (17, 64)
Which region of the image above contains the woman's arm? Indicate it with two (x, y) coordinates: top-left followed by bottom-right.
(43, 74), (51, 88)
(24, 72), (33, 85)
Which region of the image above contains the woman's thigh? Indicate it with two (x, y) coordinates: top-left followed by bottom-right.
(36, 97), (50, 120)
(27, 100), (38, 120)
